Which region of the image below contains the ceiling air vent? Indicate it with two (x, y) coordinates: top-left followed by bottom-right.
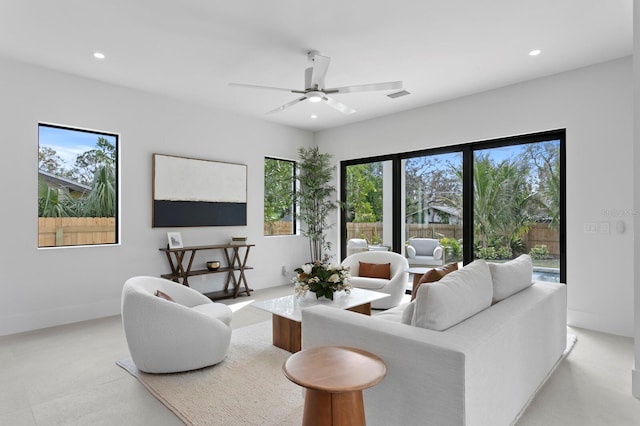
(387, 90), (411, 99)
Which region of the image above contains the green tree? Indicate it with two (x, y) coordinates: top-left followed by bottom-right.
(79, 166), (116, 217)
(345, 163), (382, 223)
(472, 154), (535, 255)
(38, 177), (75, 217)
(38, 146), (65, 174)
(264, 158), (294, 234)
(520, 141), (561, 229)
(72, 137), (116, 185)
(296, 146), (339, 262)
(405, 155), (461, 224)
(38, 136), (117, 218)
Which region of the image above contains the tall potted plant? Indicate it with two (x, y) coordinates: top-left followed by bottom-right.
(296, 146), (340, 262)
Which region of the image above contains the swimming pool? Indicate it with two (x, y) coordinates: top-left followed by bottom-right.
(532, 268), (560, 283)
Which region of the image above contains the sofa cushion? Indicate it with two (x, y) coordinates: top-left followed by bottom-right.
(359, 261), (391, 279)
(349, 276), (388, 290)
(413, 259), (493, 331)
(412, 262), (459, 301)
(401, 301), (415, 325)
(374, 302), (410, 323)
(489, 254), (533, 303)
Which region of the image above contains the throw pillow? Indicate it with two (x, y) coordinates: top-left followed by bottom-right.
(411, 262), (459, 301)
(155, 289), (175, 302)
(413, 259), (493, 331)
(489, 254), (533, 303)
(358, 262), (391, 279)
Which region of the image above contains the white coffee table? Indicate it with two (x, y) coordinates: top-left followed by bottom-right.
(253, 288), (389, 352)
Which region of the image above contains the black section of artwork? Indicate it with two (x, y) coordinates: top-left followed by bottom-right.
(153, 200), (247, 227)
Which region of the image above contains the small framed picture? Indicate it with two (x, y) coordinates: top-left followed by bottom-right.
(167, 232), (183, 249)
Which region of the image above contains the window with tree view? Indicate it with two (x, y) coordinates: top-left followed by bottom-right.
(341, 130), (564, 283)
(264, 157), (296, 236)
(38, 123), (119, 248)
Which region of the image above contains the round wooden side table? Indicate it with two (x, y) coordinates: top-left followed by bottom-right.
(282, 345), (387, 426)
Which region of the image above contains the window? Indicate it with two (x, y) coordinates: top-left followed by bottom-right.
(472, 140), (562, 279)
(341, 130), (565, 283)
(38, 123), (119, 248)
(345, 160), (391, 248)
(264, 157), (296, 236)
(404, 152), (463, 263)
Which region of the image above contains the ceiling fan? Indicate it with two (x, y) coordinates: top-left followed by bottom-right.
(229, 51), (402, 115)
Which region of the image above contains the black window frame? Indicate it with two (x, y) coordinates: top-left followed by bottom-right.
(37, 122), (120, 248)
(340, 129), (566, 283)
(264, 156), (297, 237)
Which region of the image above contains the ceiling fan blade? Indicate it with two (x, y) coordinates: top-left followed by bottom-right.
(322, 96), (356, 115)
(309, 54), (330, 89)
(229, 83), (304, 94)
(266, 96), (307, 115)
(324, 81), (403, 94)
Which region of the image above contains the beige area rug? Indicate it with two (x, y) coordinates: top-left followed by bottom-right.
(117, 321), (303, 425)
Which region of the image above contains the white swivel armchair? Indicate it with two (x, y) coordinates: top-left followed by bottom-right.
(341, 251), (409, 309)
(121, 276), (233, 373)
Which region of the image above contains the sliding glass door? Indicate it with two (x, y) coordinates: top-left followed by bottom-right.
(403, 152), (463, 263)
(344, 160), (392, 250)
(340, 130), (565, 283)
(473, 140), (561, 280)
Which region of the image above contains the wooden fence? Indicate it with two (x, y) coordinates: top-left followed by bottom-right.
(265, 221), (560, 256)
(38, 217), (116, 247)
(346, 222), (559, 256)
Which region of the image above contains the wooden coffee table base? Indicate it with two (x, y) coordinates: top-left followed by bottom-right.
(272, 302), (371, 353)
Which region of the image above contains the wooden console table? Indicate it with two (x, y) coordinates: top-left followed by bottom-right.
(159, 243), (254, 301)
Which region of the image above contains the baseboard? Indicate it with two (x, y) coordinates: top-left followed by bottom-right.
(567, 308), (633, 337)
(633, 366), (640, 399)
(0, 297), (121, 337)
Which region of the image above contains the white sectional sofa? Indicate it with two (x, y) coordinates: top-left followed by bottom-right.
(301, 256), (567, 426)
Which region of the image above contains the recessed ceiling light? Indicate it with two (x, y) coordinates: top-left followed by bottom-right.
(93, 52), (105, 59)
(310, 115), (318, 119)
(529, 49), (541, 57)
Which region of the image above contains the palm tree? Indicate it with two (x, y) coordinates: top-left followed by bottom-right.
(38, 178), (74, 217)
(80, 165), (116, 217)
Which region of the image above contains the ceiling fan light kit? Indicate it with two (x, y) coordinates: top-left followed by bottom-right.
(229, 51), (403, 115)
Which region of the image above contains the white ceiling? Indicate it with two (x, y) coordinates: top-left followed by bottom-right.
(0, 0), (633, 132)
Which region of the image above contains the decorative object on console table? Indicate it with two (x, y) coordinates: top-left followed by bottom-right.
(152, 154), (247, 227)
(293, 262), (351, 300)
(159, 243), (254, 301)
(206, 260), (221, 271)
(167, 232), (183, 249)
(230, 236), (247, 245)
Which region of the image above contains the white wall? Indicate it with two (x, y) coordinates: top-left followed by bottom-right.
(316, 57), (634, 337)
(0, 57), (312, 336)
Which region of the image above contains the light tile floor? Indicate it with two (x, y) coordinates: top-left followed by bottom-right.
(1, 284), (639, 425)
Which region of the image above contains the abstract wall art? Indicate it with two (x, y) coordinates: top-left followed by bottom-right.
(152, 154), (247, 227)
